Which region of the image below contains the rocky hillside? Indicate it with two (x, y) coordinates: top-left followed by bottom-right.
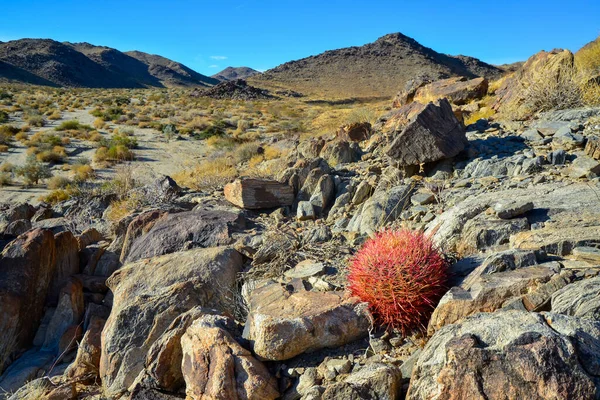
(251, 32), (504, 98)
(212, 66), (260, 81)
(0, 39), (218, 88)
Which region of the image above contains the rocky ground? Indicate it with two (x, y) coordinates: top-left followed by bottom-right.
(1, 48), (600, 400)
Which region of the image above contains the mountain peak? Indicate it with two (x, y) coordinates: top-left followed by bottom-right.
(212, 66), (260, 82)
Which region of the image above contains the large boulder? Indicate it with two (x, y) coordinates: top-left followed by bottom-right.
(495, 49), (576, 118)
(243, 283), (371, 361)
(99, 247), (243, 397)
(408, 311), (600, 399)
(412, 76), (488, 106)
(122, 209), (245, 263)
(224, 178), (294, 209)
(392, 75), (432, 108)
(0, 229), (56, 375)
(385, 98), (467, 166)
(181, 315), (279, 400)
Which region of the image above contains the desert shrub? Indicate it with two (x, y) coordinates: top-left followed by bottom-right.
(72, 164), (95, 182)
(15, 155), (53, 185)
(0, 172), (11, 186)
(195, 120), (228, 140)
(173, 156), (237, 191)
(0, 110), (8, 123)
(93, 118), (105, 130)
(55, 120), (93, 131)
(0, 162), (14, 173)
(0, 145), (8, 152)
(36, 146), (66, 163)
(344, 107), (378, 125)
(0, 125), (19, 136)
(48, 110), (61, 120)
(41, 188), (73, 204)
(27, 115), (45, 127)
(576, 37), (600, 76)
(234, 142), (261, 163)
(347, 229), (449, 335)
(47, 175), (71, 190)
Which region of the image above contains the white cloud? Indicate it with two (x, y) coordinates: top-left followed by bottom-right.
(210, 55), (227, 60)
(208, 64), (219, 68)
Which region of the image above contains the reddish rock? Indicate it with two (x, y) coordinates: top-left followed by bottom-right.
(585, 136), (600, 160)
(76, 228), (103, 251)
(337, 122), (372, 142)
(413, 76), (488, 105)
(66, 316), (105, 380)
(0, 229), (56, 375)
(243, 283), (371, 360)
(224, 179), (295, 209)
(181, 316), (279, 400)
(47, 230), (80, 305)
(120, 210), (168, 263)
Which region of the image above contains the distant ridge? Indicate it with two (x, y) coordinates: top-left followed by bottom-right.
(251, 32), (503, 98)
(0, 39), (218, 88)
(212, 66), (260, 82)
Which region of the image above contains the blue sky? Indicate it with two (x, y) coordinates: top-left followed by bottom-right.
(1, 0), (599, 75)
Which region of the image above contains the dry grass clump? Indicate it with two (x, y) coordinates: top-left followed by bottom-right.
(173, 156), (237, 191)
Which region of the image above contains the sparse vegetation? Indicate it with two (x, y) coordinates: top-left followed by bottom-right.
(15, 155), (53, 185)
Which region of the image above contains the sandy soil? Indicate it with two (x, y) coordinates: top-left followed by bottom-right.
(0, 108), (208, 205)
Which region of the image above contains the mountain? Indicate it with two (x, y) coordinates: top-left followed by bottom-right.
(212, 66), (260, 82)
(0, 39), (218, 88)
(250, 32), (504, 98)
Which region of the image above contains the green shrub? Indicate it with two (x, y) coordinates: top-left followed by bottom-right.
(0, 110), (8, 123)
(15, 155), (53, 185)
(55, 120), (93, 131)
(27, 115), (45, 127)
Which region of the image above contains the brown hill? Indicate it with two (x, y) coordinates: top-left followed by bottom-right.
(250, 32), (503, 98)
(0, 39), (218, 88)
(212, 66), (260, 81)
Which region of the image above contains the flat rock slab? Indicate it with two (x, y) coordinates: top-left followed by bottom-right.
(123, 209), (245, 263)
(573, 246), (600, 264)
(224, 179), (294, 209)
(284, 260), (326, 279)
(243, 283), (371, 360)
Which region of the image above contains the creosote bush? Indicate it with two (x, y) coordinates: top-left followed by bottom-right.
(347, 229), (449, 335)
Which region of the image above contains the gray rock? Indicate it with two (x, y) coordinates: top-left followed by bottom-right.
(123, 209), (245, 263)
(549, 149), (567, 165)
(411, 192), (435, 206)
(297, 201), (315, 221)
(309, 174), (335, 214)
(386, 99), (467, 166)
(494, 200), (534, 219)
(568, 156), (600, 178)
(409, 311), (600, 399)
(552, 277), (600, 320)
(347, 184), (413, 236)
(285, 260), (325, 279)
(521, 129), (543, 141)
(572, 246), (600, 264)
